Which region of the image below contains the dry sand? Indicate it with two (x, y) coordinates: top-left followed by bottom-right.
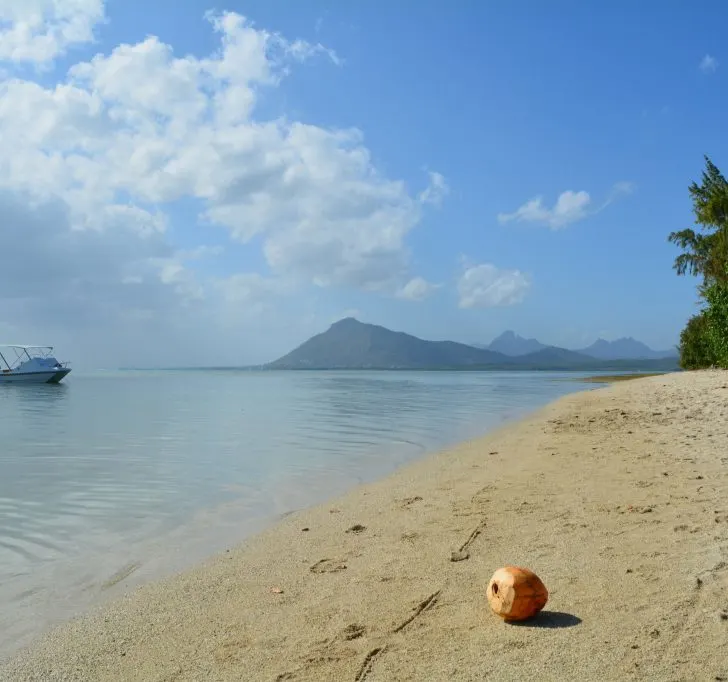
(3, 370), (728, 681)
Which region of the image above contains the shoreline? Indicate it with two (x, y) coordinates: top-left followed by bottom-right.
(0, 370), (593, 663)
(3, 370), (728, 680)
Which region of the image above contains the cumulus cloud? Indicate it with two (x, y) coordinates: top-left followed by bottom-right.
(498, 181), (632, 230)
(457, 264), (530, 309)
(498, 190), (591, 229)
(699, 54), (718, 73)
(0, 6), (447, 364)
(0, 0), (106, 64)
(396, 277), (439, 301)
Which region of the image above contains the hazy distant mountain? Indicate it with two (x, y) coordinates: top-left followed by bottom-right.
(267, 318), (679, 371)
(578, 337), (677, 361)
(268, 318), (505, 369)
(486, 330), (548, 356)
(475, 331), (677, 361)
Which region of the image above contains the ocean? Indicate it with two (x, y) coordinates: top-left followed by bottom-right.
(0, 369), (606, 658)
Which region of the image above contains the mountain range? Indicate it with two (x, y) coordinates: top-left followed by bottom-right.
(478, 330), (676, 360)
(267, 318), (679, 371)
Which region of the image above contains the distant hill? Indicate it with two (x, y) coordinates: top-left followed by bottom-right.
(485, 331), (548, 356)
(267, 318), (679, 371)
(476, 331), (677, 361)
(577, 337), (677, 360)
(268, 318), (505, 369)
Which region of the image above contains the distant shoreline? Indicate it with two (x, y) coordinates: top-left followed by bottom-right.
(579, 372), (669, 383)
(119, 364), (679, 373)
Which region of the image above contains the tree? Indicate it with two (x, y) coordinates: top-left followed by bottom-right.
(670, 156), (728, 369)
(668, 156), (728, 289)
(678, 311), (714, 369)
(703, 277), (728, 367)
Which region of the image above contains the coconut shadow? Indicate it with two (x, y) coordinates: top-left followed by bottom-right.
(506, 610), (582, 629)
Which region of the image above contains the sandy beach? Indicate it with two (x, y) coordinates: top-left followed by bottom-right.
(3, 370), (728, 681)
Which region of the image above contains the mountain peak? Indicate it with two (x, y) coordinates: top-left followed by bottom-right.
(579, 337), (673, 360)
(488, 330), (547, 356)
(330, 316), (362, 328)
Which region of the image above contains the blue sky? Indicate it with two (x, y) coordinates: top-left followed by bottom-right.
(0, 1), (725, 365)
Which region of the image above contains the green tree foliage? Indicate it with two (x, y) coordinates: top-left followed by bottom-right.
(669, 156), (728, 288)
(670, 156), (728, 369)
(678, 311), (714, 369)
(703, 279), (728, 366)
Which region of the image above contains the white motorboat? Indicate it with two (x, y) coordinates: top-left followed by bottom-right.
(0, 345), (71, 384)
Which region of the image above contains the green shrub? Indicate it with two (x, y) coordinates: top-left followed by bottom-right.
(678, 311), (715, 369)
(704, 280), (728, 367)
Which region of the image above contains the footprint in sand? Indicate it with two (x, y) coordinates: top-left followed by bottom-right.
(397, 496), (423, 510)
(341, 624), (366, 640)
(310, 558), (348, 574)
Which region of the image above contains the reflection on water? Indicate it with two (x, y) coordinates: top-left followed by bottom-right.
(0, 369), (599, 657)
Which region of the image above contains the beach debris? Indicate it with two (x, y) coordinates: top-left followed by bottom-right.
(393, 590), (441, 633)
(346, 524), (367, 534)
(101, 561), (141, 590)
(354, 646), (387, 682)
(270, 587), (284, 594)
(301, 527), (310, 532)
(486, 566), (548, 622)
(452, 519), (487, 562)
(450, 549), (470, 562)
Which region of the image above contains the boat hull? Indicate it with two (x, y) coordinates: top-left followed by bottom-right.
(0, 369), (71, 384)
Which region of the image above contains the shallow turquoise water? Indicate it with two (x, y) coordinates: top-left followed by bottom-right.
(0, 369), (606, 657)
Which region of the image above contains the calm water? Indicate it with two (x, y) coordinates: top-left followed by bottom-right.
(0, 369), (605, 657)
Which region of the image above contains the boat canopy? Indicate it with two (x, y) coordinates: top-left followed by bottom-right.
(0, 345), (54, 350)
(0, 346), (59, 371)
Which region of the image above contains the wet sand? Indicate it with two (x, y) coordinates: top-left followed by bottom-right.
(3, 370), (728, 681)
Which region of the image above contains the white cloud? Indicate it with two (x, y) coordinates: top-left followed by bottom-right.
(0, 11), (439, 292)
(396, 276), (439, 301)
(0, 0), (105, 64)
(457, 264), (530, 309)
(0, 9), (447, 365)
(498, 181), (632, 230)
(498, 190), (590, 229)
(418, 171), (449, 207)
(331, 308), (362, 324)
(699, 54), (718, 73)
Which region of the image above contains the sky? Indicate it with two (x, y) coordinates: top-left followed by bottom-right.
(0, 1), (725, 368)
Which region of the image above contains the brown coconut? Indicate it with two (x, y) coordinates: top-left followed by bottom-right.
(486, 566), (548, 621)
